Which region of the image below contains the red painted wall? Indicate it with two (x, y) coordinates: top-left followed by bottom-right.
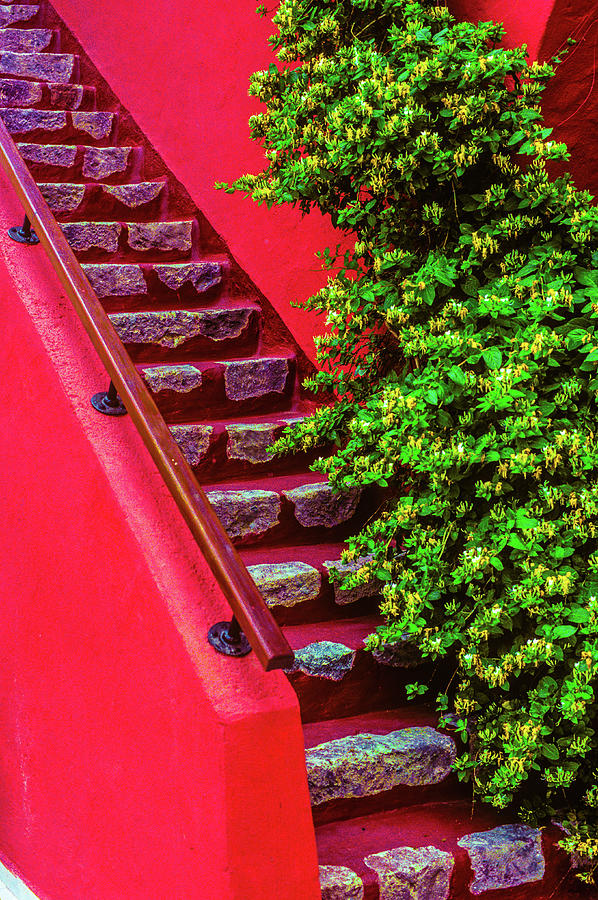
(49, 0), (337, 364)
(449, 0), (556, 57)
(0, 168), (320, 900)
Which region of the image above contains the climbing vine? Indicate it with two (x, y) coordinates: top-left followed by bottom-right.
(219, 0), (598, 878)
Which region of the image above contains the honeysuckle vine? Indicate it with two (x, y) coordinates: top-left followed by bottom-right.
(219, 0), (598, 878)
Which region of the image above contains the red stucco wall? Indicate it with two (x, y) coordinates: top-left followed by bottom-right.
(0, 166), (320, 900)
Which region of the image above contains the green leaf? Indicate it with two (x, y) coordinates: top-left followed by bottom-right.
(448, 365), (467, 386)
(483, 348), (503, 370)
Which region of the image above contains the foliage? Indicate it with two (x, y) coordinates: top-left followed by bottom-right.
(219, 0), (598, 876)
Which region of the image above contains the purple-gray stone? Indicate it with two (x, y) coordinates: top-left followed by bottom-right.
(154, 262), (222, 293)
(284, 482), (361, 529)
(83, 146), (131, 180)
(18, 142), (77, 167)
(248, 562), (321, 608)
(364, 846), (454, 900)
(48, 83), (84, 110)
(206, 489), (281, 541)
(319, 866), (364, 900)
(226, 422), (279, 463)
(170, 424), (213, 467)
(61, 222), (122, 253)
(72, 111), (114, 139)
(142, 365), (202, 395)
(127, 221), (193, 252)
(0, 29), (52, 53)
(323, 556), (378, 605)
(458, 825), (545, 895)
(102, 181), (164, 208)
(108, 308), (251, 348)
(287, 641), (355, 681)
(0, 7), (39, 27)
(306, 728), (456, 806)
(82, 264), (146, 298)
(372, 636), (420, 669)
(0, 108), (66, 134)
(223, 357), (290, 401)
(0, 50), (74, 83)
(38, 182), (84, 211)
(0, 78), (42, 107)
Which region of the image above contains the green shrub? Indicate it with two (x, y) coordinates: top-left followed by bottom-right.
(219, 0), (598, 877)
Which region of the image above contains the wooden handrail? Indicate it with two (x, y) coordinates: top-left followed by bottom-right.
(0, 119), (294, 672)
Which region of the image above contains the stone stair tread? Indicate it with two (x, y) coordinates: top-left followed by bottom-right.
(0, 27), (54, 52)
(18, 144), (136, 173)
(1, 108), (114, 139)
(108, 306), (259, 348)
(81, 260), (221, 298)
(0, 7), (39, 28)
(1, 78), (93, 109)
(316, 802), (563, 900)
(302, 707), (439, 750)
(0, 50), (76, 83)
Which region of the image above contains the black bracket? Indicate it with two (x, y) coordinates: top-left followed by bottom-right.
(91, 380), (127, 417)
(8, 216), (39, 246)
(208, 617), (251, 658)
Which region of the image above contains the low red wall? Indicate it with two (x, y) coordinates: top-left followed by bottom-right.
(0, 168), (320, 900)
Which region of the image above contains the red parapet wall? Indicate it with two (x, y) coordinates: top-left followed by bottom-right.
(0, 167), (320, 900)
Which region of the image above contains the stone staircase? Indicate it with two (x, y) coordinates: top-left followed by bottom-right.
(0, 2), (592, 898)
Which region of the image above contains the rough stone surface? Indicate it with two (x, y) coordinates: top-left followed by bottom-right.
(0, 7), (39, 27)
(287, 641), (355, 681)
(127, 220), (193, 252)
(364, 846), (454, 900)
(48, 83), (84, 110)
(225, 422), (280, 463)
(102, 181), (164, 208)
(306, 727), (456, 806)
(109, 308), (251, 348)
(372, 636), (420, 669)
(18, 142), (77, 168)
(0, 77), (42, 107)
(223, 357), (289, 401)
(248, 562), (321, 609)
(83, 264), (146, 298)
(0, 50), (74, 83)
(83, 146), (130, 180)
(284, 482), (361, 529)
(61, 221), (121, 253)
(319, 866), (364, 900)
(323, 556), (378, 605)
(0, 28), (52, 53)
(0, 108), (66, 134)
(142, 365), (202, 395)
(458, 825), (545, 895)
(154, 262), (222, 293)
(72, 111), (113, 139)
(38, 181), (84, 211)
(169, 424), (213, 467)
(206, 489), (281, 541)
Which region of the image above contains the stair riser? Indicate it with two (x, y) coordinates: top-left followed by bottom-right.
(19, 145), (140, 182)
(0, 108), (114, 143)
(143, 359), (296, 424)
(0, 78), (94, 108)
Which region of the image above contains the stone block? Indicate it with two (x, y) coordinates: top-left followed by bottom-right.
(319, 866), (364, 900)
(206, 489), (281, 541)
(72, 111), (114, 139)
(306, 727), (456, 806)
(0, 28), (52, 53)
(48, 83), (84, 109)
(82, 264), (146, 298)
(127, 221), (193, 252)
(1, 108), (66, 134)
(248, 562), (321, 608)
(154, 262), (222, 293)
(226, 422), (280, 463)
(223, 357), (289, 401)
(38, 181), (84, 211)
(109, 308), (251, 348)
(364, 846), (454, 900)
(0, 78), (42, 107)
(83, 146), (130, 179)
(170, 425), (213, 467)
(61, 221), (121, 253)
(323, 556), (378, 605)
(458, 824), (545, 895)
(18, 143), (77, 167)
(284, 482), (361, 529)
(0, 50), (74, 83)
(287, 641), (355, 681)
(142, 365), (202, 394)
(0, 7), (39, 27)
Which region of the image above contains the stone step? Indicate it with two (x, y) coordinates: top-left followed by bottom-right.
(306, 726), (456, 809)
(36, 180), (165, 219)
(0, 27), (54, 52)
(316, 804), (564, 900)
(0, 50), (76, 82)
(57, 219), (194, 258)
(82, 261), (221, 299)
(0, 7), (39, 27)
(283, 617), (418, 723)
(1, 78), (94, 108)
(141, 355), (296, 422)
(19, 144), (137, 179)
(108, 306), (260, 362)
(204, 477), (362, 546)
(1, 108), (114, 141)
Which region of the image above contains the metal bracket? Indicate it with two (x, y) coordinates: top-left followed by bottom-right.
(208, 617), (251, 658)
(91, 381), (127, 417)
(8, 216), (39, 246)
